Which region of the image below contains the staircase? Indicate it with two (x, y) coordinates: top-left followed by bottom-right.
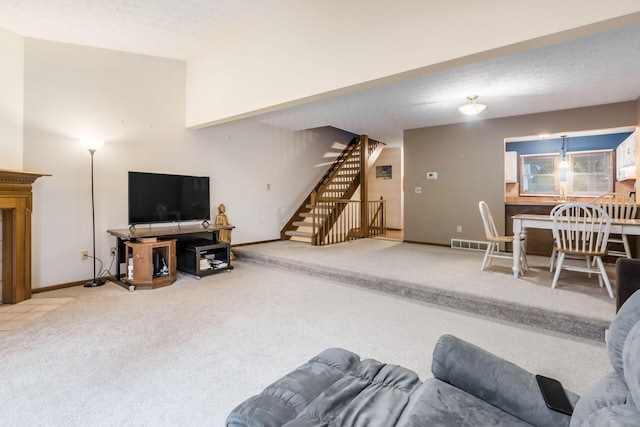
(281, 135), (386, 245)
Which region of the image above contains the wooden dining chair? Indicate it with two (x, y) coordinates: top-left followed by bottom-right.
(478, 201), (527, 274)
(551, 203), (613, 298)
(549, 203), (592, 274)
(548, 203), (564, 272)
(593, 193), (637, 259)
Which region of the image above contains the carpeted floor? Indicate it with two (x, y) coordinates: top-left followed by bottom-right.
(235, 239), (617, 341)
(0, 239), (615, 426)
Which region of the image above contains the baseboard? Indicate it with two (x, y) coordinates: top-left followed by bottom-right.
(402, 240), (450, 248)
(32, 275), (115, 293)
(232, 239), (281, 247)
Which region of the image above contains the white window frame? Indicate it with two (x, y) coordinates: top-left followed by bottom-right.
(566, 149), (614, 196)
(519, 153), (560, 196)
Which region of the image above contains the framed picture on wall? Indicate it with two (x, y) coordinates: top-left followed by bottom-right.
(376, 165), (392, 179)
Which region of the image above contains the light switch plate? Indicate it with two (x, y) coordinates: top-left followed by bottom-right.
(426, 172), (438, 180)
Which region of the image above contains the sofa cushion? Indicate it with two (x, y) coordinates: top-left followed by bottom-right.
(607, 291), (640, 376)
(569, 371), (631, 427)
(396, 378), (533, 427)
(282, 358), (422, 427)
(623, 321), (640, 411)
(578, 404), (640, 426)
(226, 348), (360, 427)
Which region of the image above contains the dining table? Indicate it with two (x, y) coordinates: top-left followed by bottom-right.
(511, 214), (640, 278)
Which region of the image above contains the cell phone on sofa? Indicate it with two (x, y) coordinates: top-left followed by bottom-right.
(535, 374), (573, 415)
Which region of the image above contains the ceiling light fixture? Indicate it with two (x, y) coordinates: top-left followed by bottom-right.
(560, 135), (568, 169)
(458, 95), (487, 115)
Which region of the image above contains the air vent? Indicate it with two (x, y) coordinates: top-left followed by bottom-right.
(451, 239), (489, 251)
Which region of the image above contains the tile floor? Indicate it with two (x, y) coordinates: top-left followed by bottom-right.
(0, 297), (72, 337)
(374, 228), (404, 241)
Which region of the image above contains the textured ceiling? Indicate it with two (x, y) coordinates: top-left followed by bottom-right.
(255, 24), (640, 144)
(1, 1), (639, 145)
(0, 0), (302, 60)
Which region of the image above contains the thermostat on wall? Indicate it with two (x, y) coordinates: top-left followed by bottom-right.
(426, 172), (438, 180)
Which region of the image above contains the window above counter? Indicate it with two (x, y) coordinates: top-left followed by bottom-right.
(506, 128), (636, 199)
(519, 150), (613, 196)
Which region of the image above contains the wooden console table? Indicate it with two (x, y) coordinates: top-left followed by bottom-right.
(124, 239), (177, 289)
(107, 224), (234, 290)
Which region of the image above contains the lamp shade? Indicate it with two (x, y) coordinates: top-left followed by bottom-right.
(458, 95), (487, 115)
(81, 137), (104, 151)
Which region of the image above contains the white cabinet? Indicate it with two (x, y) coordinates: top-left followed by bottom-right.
(617, 132), (636, 181)
(505, 151), (518, 183)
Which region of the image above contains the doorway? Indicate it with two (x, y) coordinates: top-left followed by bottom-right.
(368, 144), (404, 241)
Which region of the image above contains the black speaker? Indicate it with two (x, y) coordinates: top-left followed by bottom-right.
(153, 252), (162, 276)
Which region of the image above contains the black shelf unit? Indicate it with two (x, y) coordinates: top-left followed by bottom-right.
(177, 238), (232, 278)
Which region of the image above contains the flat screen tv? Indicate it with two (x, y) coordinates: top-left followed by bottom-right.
(128, 171), (210, 225)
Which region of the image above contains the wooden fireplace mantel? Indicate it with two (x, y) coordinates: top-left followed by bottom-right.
(0, 168), (50, 304)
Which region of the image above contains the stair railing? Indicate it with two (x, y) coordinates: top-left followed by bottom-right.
(367, 198), (386, 237)
(281, 135), (387, 244)
(312, 198), (386, 245)
(314, 139), (360, 201)
(280, 137), (360, 239)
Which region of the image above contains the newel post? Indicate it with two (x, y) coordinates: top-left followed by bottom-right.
(360, 135), (369, 238)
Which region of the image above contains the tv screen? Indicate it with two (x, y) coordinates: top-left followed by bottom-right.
(128, 171), (210, 225)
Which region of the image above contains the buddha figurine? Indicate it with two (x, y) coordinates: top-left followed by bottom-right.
(215, 203), (235, 260)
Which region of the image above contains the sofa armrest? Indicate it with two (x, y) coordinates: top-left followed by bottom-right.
(431, 334), (578, 427)
(226, 348), (360, 427)
(615, 258), (640, 312)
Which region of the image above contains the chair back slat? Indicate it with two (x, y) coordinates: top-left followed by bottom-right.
(479, 201), (498, 239)
(552, 203), (611, 254)
(593, 193), (637, 220)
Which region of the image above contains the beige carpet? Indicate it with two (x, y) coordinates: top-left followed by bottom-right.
(235, 239), (617, 340)
(0, 241), (614, 426)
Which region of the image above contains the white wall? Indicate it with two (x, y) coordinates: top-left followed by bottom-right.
(368, 147), (403, 229)
(0, 27), (24, 169)
(22, 39), (341, 289)
(186, 0), (640, 128)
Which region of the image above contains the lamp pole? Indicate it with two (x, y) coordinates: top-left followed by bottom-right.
(83, 139), (105, 287)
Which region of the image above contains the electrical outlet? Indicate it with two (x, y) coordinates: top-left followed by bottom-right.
(457, 225), (463, 233)
(110, 247), (117, 256)
(81, 249), (89, 260)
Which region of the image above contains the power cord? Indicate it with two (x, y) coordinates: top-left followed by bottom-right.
(89, 253), (116, 283)
(100, 254), (117, 282)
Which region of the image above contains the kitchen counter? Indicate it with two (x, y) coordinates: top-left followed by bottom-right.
(505, 197), (593, 206)
(505, 201), (559, 206)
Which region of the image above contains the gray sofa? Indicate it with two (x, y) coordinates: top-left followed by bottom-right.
(227, 263), (640, 426)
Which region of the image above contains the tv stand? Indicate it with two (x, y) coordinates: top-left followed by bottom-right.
(124, 239), (177, 289)
(107, 224), (234, 290)
(177, 239), (232, 278)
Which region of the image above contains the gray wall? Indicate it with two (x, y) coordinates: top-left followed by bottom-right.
(404, 101), (639, 245)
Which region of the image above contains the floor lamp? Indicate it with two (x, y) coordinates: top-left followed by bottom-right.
(82, 137), (105, 287)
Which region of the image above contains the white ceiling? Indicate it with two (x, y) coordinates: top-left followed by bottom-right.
(255, 24), (640, 145)
(1, 1), (639, 145)
(0, 0), (303, 60)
